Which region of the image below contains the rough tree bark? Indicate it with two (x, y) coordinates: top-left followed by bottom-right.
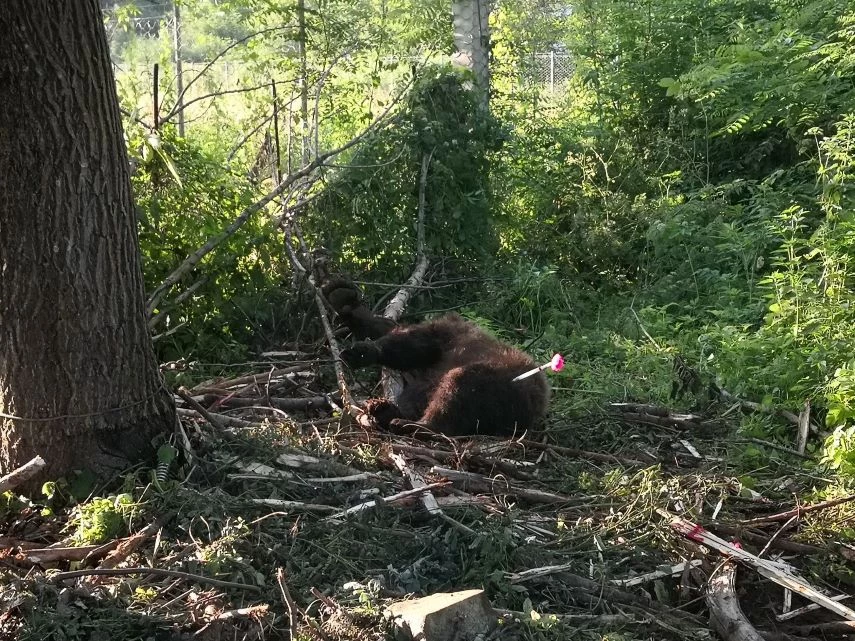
(0, 0), (176, 481)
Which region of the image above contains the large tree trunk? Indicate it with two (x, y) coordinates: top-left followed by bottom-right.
(0, 0), (176, 483)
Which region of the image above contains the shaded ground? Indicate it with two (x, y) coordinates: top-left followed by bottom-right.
(0, 352), (853, 641)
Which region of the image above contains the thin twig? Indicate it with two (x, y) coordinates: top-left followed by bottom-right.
(276, 567), (301, 641)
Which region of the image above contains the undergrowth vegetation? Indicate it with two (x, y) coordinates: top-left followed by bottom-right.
(114, 0), (855, 482)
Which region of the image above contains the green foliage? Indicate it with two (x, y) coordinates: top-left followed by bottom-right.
(70, 494), (137, 545)
(128, 125), (289, 362)
(305, 68), (503, 276)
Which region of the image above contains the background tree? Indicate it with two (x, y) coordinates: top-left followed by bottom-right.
(0, 0), (176, 481)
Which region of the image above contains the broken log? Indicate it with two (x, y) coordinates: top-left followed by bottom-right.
(706, 561), (765, 641)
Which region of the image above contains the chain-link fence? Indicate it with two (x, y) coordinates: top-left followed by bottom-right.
(530, 51), (574, 93)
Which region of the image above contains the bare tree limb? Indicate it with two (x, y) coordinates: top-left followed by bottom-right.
(276, 568), (301, 641)
(227, 111), (275, 163)
(161, 25), (298, 123)
(383, 150), (433, 321)
(381, 151), (433, 400)
(173, 81), (296, 124)
(149, 276), (209, 330)
(283, 222), (355, 413)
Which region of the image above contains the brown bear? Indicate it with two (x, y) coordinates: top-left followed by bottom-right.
(322, 280), (550, 437)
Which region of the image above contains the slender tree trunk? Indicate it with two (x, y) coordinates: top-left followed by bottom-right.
(451, 0), (491, 110)
(0, 0), (176, 483)
(296, 0), (311, 166)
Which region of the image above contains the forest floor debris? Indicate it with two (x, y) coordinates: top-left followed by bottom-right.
(0, 354), (854, 641)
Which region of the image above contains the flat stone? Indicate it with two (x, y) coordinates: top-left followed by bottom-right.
(384, 589), (497, 641)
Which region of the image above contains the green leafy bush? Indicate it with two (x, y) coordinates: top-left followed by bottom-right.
(70, 494), (137, 545)
(304, 67), (503, 278)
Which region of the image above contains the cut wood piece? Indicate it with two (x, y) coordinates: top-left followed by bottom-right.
(384, 589), (497, 641)
(706, 561), (765, 641)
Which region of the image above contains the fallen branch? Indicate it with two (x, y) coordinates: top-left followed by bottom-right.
(369, 443), (526, 482)
(381, 151), (433, 401)
(232, 459), (294, 479)
(776, 594), (852, 622)
(390, 452), (474, 535)
(431, 466), (573, 504)
(706, 523), (822, 555)
(780, 620), (855, 636)
(706, 561), (765, 641)
(503, 610), (646, 629)
(390, 452), (440, 515)
(0, 456), (46, 493)
(326, 481), (451, 520)
(739, 437), (811, 460)
(177, 408), (258, 429)
(738, 494), (855, 527)
(250, 498), (338, 513)
(716, 386), (820, 433)
(277, 451), (364, 477)
(284, 223), (355, 413)
(177, 388), (226, 432)
(151, 321), (188, 342)
(149, 276), (208, 330)
(661, 509), (855, 621)
(618, 411), (702, 430)
(211, 604), (270, 622)
(18, 545), (102, 565)
(382, 151), (433, 323)
(53, 567), (263, 593)
(796, 400), (811, 455)
(302, 472), (378, 484)
(611, 402), (705, 427)
(613, 560), (703, 587)
(514, 438), (654, 466)
(98, 516), (170, 570)
(508, 566), (708, 630)
(191, 365), (311, 393)
(202, 394), (329, 411)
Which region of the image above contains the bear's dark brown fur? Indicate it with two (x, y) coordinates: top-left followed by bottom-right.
(324, 280), (550, 436)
